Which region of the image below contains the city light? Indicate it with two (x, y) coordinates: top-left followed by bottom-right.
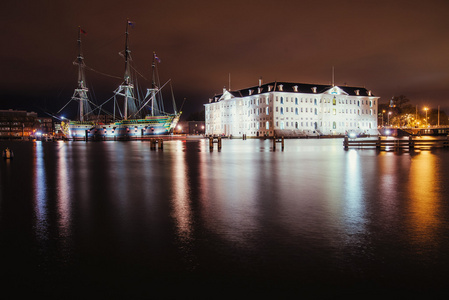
(424, 107), (428, 127)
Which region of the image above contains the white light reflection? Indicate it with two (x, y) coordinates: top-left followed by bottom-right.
(33, 141), (48, 241)
(342, 150), (366, 239)
(171, 145), (192, 242)
(170, 145), (196, 269)
(56, 141), (71, 239)
(199, 148), (260, 248)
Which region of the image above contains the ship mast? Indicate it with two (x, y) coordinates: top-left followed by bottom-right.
(151, 52), (158, 116)
(73, 27), (89, 122)
(120, 20), (134, 120)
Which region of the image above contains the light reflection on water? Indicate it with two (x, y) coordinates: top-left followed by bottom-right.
(33, 141), (48, 242)
(2, 138), (449, 296)
(408, 151), (441, 248)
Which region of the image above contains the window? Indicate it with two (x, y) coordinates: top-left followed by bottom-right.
(266, 121), (269, 129)
(295, 108), (298, 115)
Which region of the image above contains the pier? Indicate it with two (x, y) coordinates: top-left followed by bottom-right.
(343, 136), (449, 151)
(209, 136), (222, 150)
(273, 136), (285, 150)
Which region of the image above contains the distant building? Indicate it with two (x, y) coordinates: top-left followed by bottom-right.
(0, 109), (40, 138)
(37, 117), (53, 135)
(204, 81), (379, 137)
(188, 121), (205, 135)
(173, 121), (205, 135)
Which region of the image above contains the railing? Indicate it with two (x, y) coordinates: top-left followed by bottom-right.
(343, 136), (449, 150)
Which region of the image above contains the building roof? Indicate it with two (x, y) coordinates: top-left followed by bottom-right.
(212, 81), (375, 101)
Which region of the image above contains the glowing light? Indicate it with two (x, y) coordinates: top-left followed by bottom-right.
(349, 132), (357, 139)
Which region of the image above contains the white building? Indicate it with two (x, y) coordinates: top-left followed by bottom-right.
(204, 81), (379, 137)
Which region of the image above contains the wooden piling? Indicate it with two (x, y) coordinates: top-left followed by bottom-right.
(209, 136), (222, 150)
(273, 136), (284, 151)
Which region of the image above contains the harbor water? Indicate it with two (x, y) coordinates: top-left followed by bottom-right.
(1, 138), (449, 298)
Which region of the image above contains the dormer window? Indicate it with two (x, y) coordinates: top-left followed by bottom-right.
(312, 87), (317, 93)
(249, 89), (253, 95)
(368, 90), (372, 96)
(293, 85), (298, 92)
(355, 89), (360, 96)
(278, 84), (283, 91)
(258, 87), (263, 94)
(268, 85), (273, 92)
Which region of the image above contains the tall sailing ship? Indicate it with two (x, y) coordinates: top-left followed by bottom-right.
(60, 21), (181, 140)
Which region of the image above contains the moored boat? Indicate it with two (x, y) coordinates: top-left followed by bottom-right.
(60, 21), (181, 140)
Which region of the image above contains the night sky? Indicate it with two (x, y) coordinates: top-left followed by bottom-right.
(2, 0), (449, 118)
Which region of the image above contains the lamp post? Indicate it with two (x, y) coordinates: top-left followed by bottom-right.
(424, 107), (428, 127)
(382, 110), (386, 127)
(388, 111), (392, 126)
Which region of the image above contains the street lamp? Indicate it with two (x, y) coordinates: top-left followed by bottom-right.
(388, 111), (392, 126)
(382, 110), (386, 127)
(424, 107), (428, 127)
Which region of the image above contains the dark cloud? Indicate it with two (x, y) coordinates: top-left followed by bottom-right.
(1, 0), (449, 117)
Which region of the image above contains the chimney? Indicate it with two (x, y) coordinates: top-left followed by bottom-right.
(259, 77), (263, 87)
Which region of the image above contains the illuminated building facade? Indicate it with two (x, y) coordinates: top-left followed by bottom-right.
(204, 81), (379, 137)
(0, 109), (40, 138)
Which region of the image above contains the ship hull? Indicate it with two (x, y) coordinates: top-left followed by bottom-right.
(68, 115), (180, 140)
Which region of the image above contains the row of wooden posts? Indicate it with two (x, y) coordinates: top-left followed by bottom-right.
(150, 138), (163, 150)
(343, 136), (449, 150)
(208, 136), (285, 150)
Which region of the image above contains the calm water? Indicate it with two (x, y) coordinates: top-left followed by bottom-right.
(1, 138), (449, 298)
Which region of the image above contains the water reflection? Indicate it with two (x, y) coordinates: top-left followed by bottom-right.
(56, 141), (71, 239)
(199, 146), (262, 249)
(408, 152), (440, 247)
(33, 141), (48, 241)
(342, 150), (366, 238)
(171, 142), (193, 242)
(6, 138), (449, 296)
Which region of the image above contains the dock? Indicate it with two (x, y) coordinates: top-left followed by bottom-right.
(343, 136), (449, 151)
